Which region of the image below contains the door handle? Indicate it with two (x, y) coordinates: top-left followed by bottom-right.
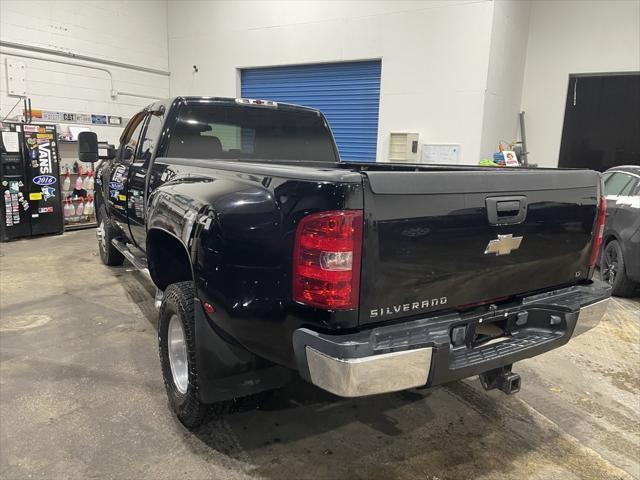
(486, 196), (528, 225)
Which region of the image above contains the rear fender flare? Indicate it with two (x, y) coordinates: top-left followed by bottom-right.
(146, 187), (205, 260)
(602, 231), (620, 246)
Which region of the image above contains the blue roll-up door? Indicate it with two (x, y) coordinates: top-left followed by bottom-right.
(241, 60), (381, 162)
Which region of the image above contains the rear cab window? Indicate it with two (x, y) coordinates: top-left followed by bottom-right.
(165, 104), (338, 163)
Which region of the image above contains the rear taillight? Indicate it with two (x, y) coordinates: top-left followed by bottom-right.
(293, 210), (363, 310)
(589, 196), (606, 266)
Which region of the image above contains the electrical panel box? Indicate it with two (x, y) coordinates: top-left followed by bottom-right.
(5, 58), (27, 97)
(389, 132), (419, 162)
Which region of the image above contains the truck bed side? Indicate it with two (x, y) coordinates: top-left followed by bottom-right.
(146, 156), (364, 367)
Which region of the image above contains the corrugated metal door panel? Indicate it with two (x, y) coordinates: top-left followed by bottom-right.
(241, 60), (381, 162)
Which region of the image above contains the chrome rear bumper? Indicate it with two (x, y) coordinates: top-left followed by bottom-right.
(305, 346), (432, 397)
(572, 298), (610, 337)
(294, 280), (612, 398)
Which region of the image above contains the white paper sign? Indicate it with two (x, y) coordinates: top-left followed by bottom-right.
(421, 144), (461, 164)
(1, 131), (20, 153)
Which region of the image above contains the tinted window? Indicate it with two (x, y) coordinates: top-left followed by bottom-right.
(166, 105), (337, 162)
(120, 114), (146, 163)
(624, 178), (639, 196)
(604, 172), (635, 196)
(137, 112), (165, 164)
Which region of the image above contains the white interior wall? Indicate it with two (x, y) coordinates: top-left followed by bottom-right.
(520, 0), (640, 167)
(479, 0), (531, 160)
(4, 0), (636, 167)
(167, 0), (495, 163)
(0, 0), (170, 144)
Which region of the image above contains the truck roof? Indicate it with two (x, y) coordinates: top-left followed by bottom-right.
(606, 165), (640, 176)
(150, 96), (322, 115)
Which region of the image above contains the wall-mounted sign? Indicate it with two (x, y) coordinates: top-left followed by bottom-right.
(91, 115), (108, 125)
(26, 109), (126, 127)
(420, 143), (462, 165)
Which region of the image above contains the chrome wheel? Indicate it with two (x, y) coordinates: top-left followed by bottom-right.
(602, 245), (618, 286)
(168, 314), (189, 394)
(96, 220), (106, 253)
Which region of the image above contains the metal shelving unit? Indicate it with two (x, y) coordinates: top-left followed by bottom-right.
(58, 141), (97, 230)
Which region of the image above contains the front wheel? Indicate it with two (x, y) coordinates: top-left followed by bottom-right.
(158, 282), (213, 428)
(600, 240), (637, 297)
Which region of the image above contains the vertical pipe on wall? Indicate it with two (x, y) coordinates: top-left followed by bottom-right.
(519, 111), (529, 167)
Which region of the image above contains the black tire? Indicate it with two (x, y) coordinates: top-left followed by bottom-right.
(158, 281), (210, 428)
(600, 240), (638, 297)
(96, 205), (124, 266)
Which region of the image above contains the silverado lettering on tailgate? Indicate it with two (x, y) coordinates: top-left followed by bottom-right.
(370, 297), (448, 318)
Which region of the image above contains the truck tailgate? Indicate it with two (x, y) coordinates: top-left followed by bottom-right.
(359, 169), (600, 325)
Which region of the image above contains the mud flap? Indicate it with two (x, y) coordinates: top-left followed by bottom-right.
(193, 299), (291, 403)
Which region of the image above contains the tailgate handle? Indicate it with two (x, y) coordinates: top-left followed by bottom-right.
(496, 201), (520, 214)
(486, 196), (527, 225)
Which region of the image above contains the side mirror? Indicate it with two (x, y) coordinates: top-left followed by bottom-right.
(78, 131), (99, 163)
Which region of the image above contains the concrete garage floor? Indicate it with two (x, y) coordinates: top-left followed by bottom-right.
(1, 230), (638, 480)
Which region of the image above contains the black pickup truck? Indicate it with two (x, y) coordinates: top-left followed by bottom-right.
(80, 96), (611, 428)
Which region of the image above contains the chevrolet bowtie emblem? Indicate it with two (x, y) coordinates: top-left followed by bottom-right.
(484, 234), (523, 256)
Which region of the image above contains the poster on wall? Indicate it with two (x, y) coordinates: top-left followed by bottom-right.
(420, 144), (462, 164)
(27, 109), (124, 127)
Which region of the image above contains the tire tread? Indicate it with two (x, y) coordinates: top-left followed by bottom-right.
(97, 207), (125, 266)
(601, 240), (638, 297)
(158, 281), (210, 428)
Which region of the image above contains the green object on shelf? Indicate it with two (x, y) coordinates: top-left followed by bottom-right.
(478, 159), (499, 167)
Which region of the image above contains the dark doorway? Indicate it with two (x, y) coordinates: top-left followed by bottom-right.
(559, 73), (640, 171)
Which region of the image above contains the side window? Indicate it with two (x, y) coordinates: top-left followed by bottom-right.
(136, 112), (165, 165)
(119, 114), (146, 163)
(621, 178), (638, 196)
(603, 172), (634, 196)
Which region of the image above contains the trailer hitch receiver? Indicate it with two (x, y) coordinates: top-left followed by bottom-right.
(479, 365), (521, 395)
